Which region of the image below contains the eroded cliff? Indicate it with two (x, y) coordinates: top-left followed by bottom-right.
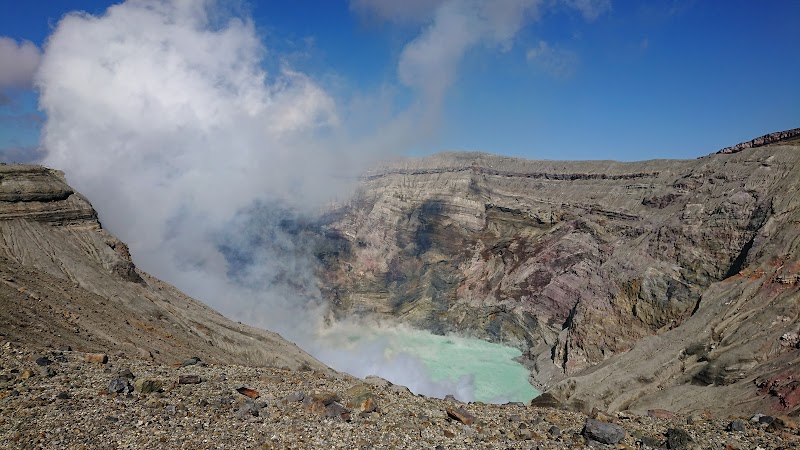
(316, 131), (800, 415)
(0, 164), (328, 372)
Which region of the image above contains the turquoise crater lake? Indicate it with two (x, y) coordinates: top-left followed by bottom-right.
(314, 325), (540, 404)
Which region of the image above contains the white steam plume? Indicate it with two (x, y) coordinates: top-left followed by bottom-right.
(35, 0), (475, 400)
(34, 0), (599, 400)
(353, 0), (543, 120)
(36, 0), (351, 339)
(0, 37), (41, 88)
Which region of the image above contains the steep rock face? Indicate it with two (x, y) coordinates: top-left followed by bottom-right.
(0, 164), (328, 372)
(316, 136), (800, 414)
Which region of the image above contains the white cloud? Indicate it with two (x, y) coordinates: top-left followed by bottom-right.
(396, 0), (542, 117)
(35, 0), (354, 338)
(35, 1), (467, 399)
(563, 0), (612, 21)
(0, 37), (42, 88)
(526, 40), (579, 79)
(350, 0), (445, 24)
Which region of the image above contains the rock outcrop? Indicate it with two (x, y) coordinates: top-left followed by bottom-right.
(315, 131), (800, 416)
(0, 164), (328, 372)
(716, 128), (800, 154)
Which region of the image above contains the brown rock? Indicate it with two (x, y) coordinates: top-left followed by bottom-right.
(134, 378), (163, 394)
(345, 384), (378, 412)
(648, 409), (678, 420)
(84, 353), (108, 364)
(310, 391), (340, 406)
(236, 387), (259, 399)
(325, 402), (351, 421)
(178, 374), (202, 384)
(446, 406), (475, 425)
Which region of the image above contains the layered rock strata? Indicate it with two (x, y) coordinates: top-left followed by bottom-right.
(316, 133), (800, 415)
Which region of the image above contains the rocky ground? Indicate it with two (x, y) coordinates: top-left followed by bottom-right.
(2, 342), (798, 449)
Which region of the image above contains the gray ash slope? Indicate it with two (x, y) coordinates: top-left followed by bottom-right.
(315, 129), (800, 416)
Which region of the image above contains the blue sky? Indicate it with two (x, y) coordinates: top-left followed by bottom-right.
(0, 0), (798, 162)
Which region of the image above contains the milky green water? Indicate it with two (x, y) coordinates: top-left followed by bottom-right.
(316, 325), (539, 404)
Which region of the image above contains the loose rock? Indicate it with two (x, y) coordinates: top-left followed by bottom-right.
(34, 356), (52, 366)
(665, 427), (693, 449)
(178, 374), (202, 384)
(648, 408), (678, 420)
(581, 418), (626, 445)
(134, 378), (163, 394)
(84, 353), (108, 364)
(236, 386), (260, 399)
(108, 378), (131, 394)
(727, 420), (746, 432)
(446, 406), (476, 426)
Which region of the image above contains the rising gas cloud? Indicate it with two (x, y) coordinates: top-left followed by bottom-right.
(34, 0), (591, 400)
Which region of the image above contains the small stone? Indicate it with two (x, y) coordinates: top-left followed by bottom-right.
(686, 414), (703, 425)
(665, 428), (692, 449)
(516, 428), (532, 440)
(38, 366), (56, 377)
(118, 368), (135, 379)
(34, 356), (52, 366)
(165, 404), (177, 415)
(757, 415), (775, 426)
(345, 384), (378, 413)
(108, 378), (131, 394)
(446, 406), (476, 426)
(727, 420), (746, 432)
(134, 378), (163, 394)
(138, 349), (154, 361)
(309, 391), (340, 405)
(324, 401), (351, 421)
(178, 374), (202, 384)
(283, 391), (305, 402)
(236, 387), (260, 399)
(548, 425), (561, 436)
(444, 394), (457, 402)
(20, 369), (35, 379)
(641, 435), (663, 448)
(355, 396), (377, 413)
(84, 353), (108, 364)
(648, 409), (678, 420)
(236, 401), (260, 418)
(581, 418), (626, 445)
(55, 391), (70, 400)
